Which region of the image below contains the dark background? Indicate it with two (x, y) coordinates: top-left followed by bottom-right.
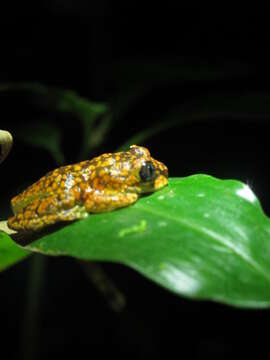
(1, 3), (270, 359)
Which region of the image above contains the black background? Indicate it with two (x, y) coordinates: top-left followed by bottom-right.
(1, 3), (270, 359)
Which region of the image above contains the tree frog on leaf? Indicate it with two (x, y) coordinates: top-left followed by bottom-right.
(8, 145), (168, 232)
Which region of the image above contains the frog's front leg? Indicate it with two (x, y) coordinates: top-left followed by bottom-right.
(84, 191), (138, 213)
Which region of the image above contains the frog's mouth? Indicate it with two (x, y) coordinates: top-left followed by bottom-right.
(140, 174), (168, 194)
(154, 174), (168, 190)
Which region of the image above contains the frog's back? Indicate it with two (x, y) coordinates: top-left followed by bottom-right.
(11, 161), (90, 214)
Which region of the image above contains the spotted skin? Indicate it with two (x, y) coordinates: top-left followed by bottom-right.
(8, 145), (168, 232)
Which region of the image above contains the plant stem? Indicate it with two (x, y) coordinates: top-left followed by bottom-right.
(20, 254), (47, 360)
(80, 261), (126, 313)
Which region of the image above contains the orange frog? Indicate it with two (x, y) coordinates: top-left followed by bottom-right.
(8, 145), (168, 232)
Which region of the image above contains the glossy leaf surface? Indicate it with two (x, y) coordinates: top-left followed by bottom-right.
(22, 175), (270, 308)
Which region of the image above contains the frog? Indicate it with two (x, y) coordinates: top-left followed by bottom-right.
(8, 145), (168, 232)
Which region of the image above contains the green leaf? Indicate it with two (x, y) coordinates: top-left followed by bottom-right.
(0, 231), (30, 271)
(21, 175), (270, 308)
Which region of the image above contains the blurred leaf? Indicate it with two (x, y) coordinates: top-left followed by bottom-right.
(15, 175), (270, 308)
(81, 113), (112, 158)
(107, 56), (254, 92)
(109, 57), (255, 121)
(0, 231), (30, 271)
(0, 83), (110, 158)
(16, 121), (65, 166)
(118, 92), (270, 149)
(0, 82), (108, 120)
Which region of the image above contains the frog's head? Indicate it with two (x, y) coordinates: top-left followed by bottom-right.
(109, 145), (168, 194)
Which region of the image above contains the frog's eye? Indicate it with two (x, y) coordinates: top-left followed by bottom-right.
(139, 161), (156, 182)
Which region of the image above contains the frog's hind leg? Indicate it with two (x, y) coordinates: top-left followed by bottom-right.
(8, 195), (88, 232)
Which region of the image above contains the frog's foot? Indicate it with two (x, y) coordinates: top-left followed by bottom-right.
(7, 195), (87, 232)
(84, 192), (138, 213)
